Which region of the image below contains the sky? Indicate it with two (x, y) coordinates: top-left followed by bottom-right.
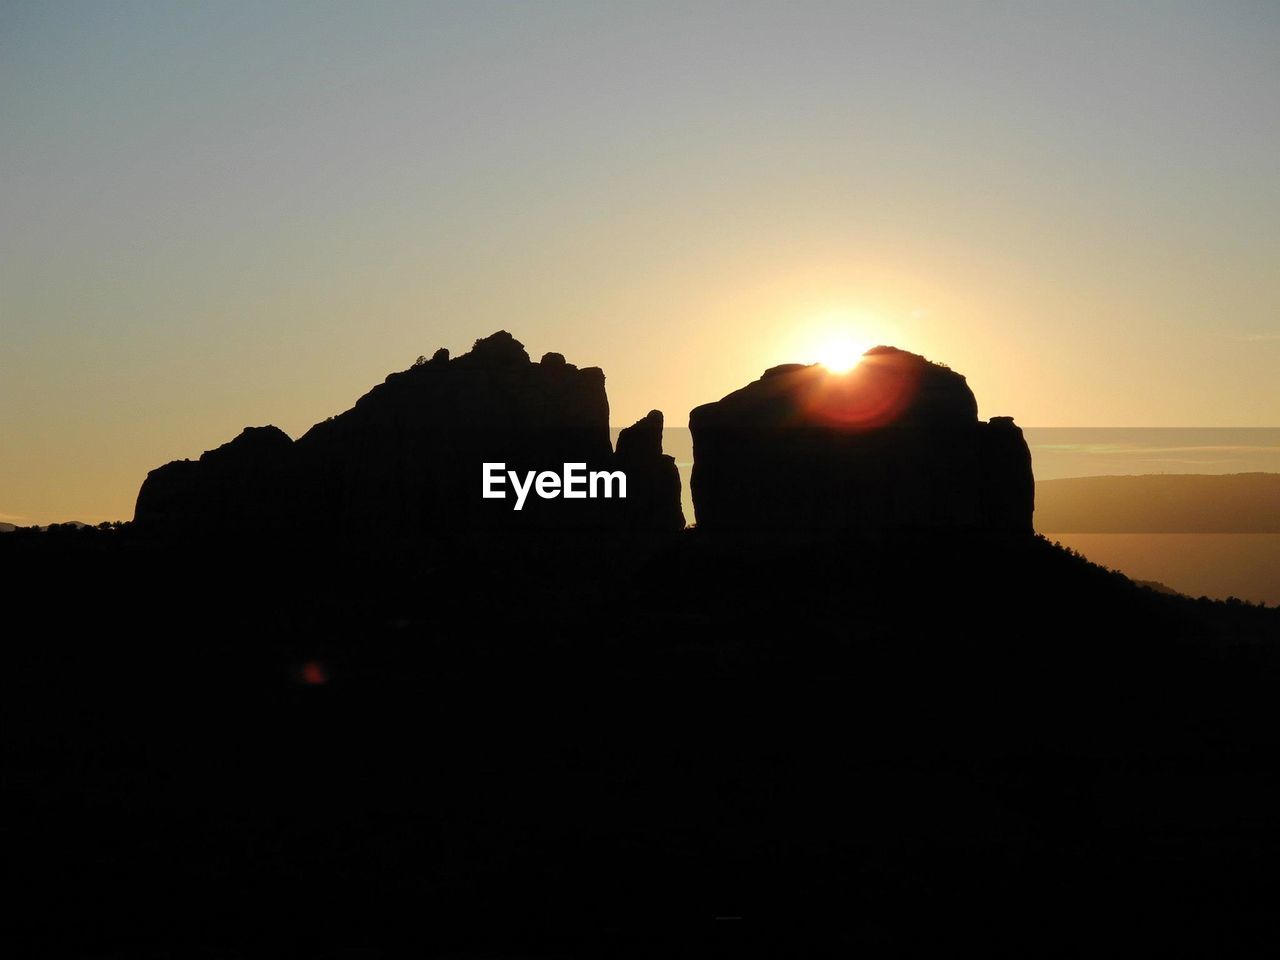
(2, 0), (1278, 524)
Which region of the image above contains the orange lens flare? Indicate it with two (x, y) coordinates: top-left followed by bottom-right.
(299, 660), (329, 685)
(802, 351), (921, 430)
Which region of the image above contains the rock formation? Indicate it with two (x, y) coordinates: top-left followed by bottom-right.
(614, 410), (685, 536)
(134, 332), (684, 545)
(688, 346), (1034, 534)
(134, 425), (294, 535)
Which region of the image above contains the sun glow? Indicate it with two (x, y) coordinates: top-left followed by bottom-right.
(814, 334), (871, 374)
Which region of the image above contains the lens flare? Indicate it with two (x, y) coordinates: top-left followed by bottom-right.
(814, 334), (870, 374)
(803, 348), (921, 430)
(299, 660), (329, 685)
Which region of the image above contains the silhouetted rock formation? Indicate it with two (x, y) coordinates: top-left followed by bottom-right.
(689, 346), (1034, 533)
(135, 425), (294, 534)
(615, 410), (685, 534)
(134, 332), (683, 546)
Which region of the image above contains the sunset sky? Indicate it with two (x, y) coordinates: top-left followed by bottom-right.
(3, 1), (1278, 524)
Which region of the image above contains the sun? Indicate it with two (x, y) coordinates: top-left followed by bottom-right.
(814, 333), (871, 374)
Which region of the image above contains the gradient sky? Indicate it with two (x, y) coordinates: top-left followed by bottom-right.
(3, 0), (1278, 523)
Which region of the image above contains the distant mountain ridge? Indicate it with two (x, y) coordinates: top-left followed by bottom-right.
(1036, 473), (1280, 533)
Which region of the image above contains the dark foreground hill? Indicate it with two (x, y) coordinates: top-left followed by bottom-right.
(5, 340), (1280, 956)
(4, 524), (1279, 956)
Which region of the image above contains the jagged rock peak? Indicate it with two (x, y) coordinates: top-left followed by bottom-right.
(200, 425), (293, 464)
(455, 330), (530, 367)
(135, 331), (684, 545)
(616, 410), (664, 461)
(614, 409), (684, 532)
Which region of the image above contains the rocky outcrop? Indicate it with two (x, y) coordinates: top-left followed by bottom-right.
(134, 332), (684, 545)
(688, 346), (1034, 534)
(614, 410), (685, 534)
(135, 426), (294, 535)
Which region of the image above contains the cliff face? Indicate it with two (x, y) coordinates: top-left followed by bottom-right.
(614, 410), (685, 536)
(134, 332), (683, 544)
(134, 426), (294, 535)
(688, 347), (1034, 534)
